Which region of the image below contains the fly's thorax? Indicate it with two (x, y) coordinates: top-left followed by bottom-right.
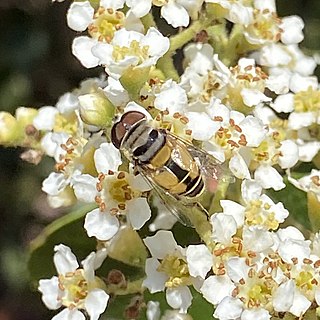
(121, 122), (167, 164)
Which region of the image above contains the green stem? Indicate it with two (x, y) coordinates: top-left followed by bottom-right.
(169, 17), (214, 53)
(141, 13), (156, 30)
(106, 279), (144, 296)
(189, 207), (213, 246)
(156, 15), (216, 81)
(157, 54), (180, 81)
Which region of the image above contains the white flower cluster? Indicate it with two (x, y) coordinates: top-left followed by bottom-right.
(2, 0), (320, 319)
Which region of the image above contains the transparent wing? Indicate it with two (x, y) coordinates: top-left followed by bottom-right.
(135, 166), (193, 227)
(166, 132), (235, 192)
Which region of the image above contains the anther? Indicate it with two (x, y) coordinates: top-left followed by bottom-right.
(118, 203), (126, 210)
(213, 116), (223, 122)
(117, 172), (125, 179)
(96, 182), (103, 192)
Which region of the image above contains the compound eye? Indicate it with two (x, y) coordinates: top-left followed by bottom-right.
(111, 111), (147, 149)
(120, 111), (146, 129)
(111, 121), (126, 149)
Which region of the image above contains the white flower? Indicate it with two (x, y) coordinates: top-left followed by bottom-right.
(253, 43), (317, 91)
(38, 245), (109, 320)
(273, 280), (311, 316)
(40, 132), (69, 162)
(205, 0), (253, 25)
(143, 231), (193, 313)
(154, 80), (188, 114)
(250, 130), (298, 191)
(88, 27), (169, 79)
(200, 101), (266, 179)
(243, 1), (283, 45)
(241, 180), (289, 229)
(288, 169), (320, 201)
(127, 0), (204, 28)
(84, 172), (151, 240)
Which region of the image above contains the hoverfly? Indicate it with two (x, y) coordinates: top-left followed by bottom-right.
(111, 110), (231, 226)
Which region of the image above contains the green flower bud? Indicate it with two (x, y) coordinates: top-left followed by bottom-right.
(0, 112), (20, 145)
(120, 66), (151, 101)
(78, 93), (115, 128)
(307, 192), (320, 232)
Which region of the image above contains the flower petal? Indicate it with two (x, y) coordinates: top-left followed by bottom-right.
(127, 197), (151, 229)
(53, 244), (79, 274)
(94, 142), (122, 173)
(143, 258), (168, 293)
(38, 277), (62, 310)
(84, 208), (120, 241)
(166, 286), (192, 313)
(186, 244), (212, 279)
(254, 165), (285, 191)
(85, 289), (110, 320)
(72, 36), (99, 69)
(144, 230), (177, 259)
(213, 296), (243, 319)
(67, 1), (94, 32)
(201, 275), (235, 305)
(52, 308), (85, 320)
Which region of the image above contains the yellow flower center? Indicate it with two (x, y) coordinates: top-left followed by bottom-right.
(296, 271), (314, 291)
(157, 254), (192, 288)
(97, 172), (142, 214)
(245, 200), (279, 230)
(58, 269), (88, 308)
(201, 71), (225, 103)
(246, 9), (282, 43)
(112, 40), (150, 63)
(235, 269), (274, 309)
(54, 113), (78, 135)
(211, 118), (247, 158)
(252, 134), (281, 164)
(109, 175), (132, 203)
(294, 86), (320, 113)
(88, 7), (125, 42)
(227, 64), (268, 113)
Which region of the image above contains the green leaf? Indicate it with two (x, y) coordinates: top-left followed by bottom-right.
(28, 205), (146, 286)
(188, 288), (215, 319)
(28, 204), (96, 283)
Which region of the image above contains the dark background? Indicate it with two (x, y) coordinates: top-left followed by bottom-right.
(0, 1), (319, 319)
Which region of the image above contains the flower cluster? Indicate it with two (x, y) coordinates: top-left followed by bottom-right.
(2, 0), (320, 319)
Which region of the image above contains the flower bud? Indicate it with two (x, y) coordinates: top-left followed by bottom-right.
(78, 92), (115, 127)
(15, 107), (38, 127)
(120, 66), (151, 101)
(307, 192), (320, 232)
(0, 112), (20, 145)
